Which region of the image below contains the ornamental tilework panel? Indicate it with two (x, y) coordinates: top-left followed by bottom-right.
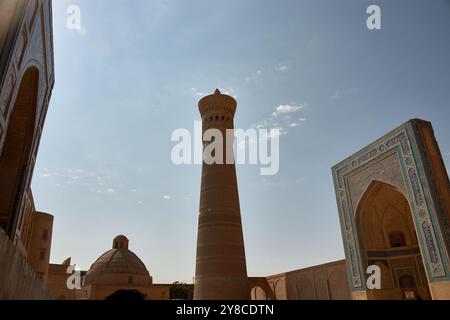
(332, 120), (450, 292)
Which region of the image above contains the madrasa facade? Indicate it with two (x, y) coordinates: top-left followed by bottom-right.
(0, 0), (449, 300)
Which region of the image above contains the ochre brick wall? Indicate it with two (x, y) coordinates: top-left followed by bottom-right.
(0, 228), (53, 299)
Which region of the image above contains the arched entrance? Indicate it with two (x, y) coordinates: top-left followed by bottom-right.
(356, 181), (431, 300)
(106, 289), (146, 301)
(0, 67), (39, 239)
(248, 277), (276, 300)
(250, 286), (267, 300)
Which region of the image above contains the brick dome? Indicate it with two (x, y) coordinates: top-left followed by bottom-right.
(84, 236), (152, 286)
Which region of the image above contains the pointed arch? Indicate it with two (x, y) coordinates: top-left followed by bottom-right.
(0, 66), (39, 238)
(355, 180), (408, 219)
(355, 180), (431, 299)
(355, 180), (416, 252)
(250, 286), (267, 300)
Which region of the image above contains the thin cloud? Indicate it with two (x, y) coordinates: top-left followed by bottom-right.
(190, 88), (206, 97)
(275, 103), (307, 115)
(38, 168), (116, 195)
(245, 70), (262, 83)
(264, 127), (286, 140)
(252, 102), (307, 140)
(275, 64), (289, 72)
(288, 117), (307, 128)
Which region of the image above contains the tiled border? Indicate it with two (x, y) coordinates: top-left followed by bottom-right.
(332, 121), (450, 292)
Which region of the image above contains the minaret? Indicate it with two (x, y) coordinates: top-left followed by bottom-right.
(194, 89), (250, 300)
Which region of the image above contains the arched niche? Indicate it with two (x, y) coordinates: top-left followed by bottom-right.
(250, 286), (267, 300)
(355, 180), (431, 300)
(0, 67), (39, 237)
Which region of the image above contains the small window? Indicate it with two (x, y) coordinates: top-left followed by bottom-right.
(215, 116), (219, 120)
(222, 116), (225, 120)
(42, 229), (48, 241)
(39, 249), (46, 261)
(399, 275), (416, 289)
(389, 231), (406, 248)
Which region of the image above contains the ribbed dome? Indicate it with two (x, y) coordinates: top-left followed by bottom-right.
(84, 236), (152, 286)
(88, 249), (149, 275)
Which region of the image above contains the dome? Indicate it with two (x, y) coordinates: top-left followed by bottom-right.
(198, 88), (237, 116)
(84, 235), (152, 287)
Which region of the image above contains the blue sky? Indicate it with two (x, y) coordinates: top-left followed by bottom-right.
(31, 0), (450, 283)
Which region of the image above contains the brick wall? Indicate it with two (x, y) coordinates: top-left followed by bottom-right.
(0, 228), (53, 299)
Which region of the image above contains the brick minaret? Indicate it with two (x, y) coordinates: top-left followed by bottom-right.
(194, 89), (249, 300)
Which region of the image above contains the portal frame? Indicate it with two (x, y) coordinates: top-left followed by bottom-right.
(332, 119), (450, 299)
